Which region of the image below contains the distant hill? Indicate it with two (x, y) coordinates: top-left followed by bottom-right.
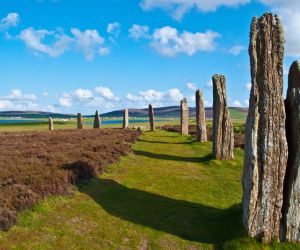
(0, 107), (248, 120)
(102, 106), (248, 120)
(0, 111), (76, 119)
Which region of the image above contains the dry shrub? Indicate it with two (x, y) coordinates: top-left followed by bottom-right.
(161, 125), (245, 149)
(0, 128), (140, 231)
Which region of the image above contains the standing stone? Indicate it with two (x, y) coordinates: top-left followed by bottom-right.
(48, 117), (54, 131)
(148, 104), (155, 131)
(180, 98), (189, 135)
(123, 109), (129, 129)
(212, 75), (234, 160)
(282, 61), (300, 242)
(77, 113), (83, 129)
(196, 89), (207, 142)
(242, 13), (288, 243)
(93, 110), (101, 129)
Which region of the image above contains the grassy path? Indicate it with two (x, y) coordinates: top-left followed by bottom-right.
(0, 129), (290, 249)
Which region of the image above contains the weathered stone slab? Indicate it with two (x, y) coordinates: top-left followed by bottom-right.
(123, 109), (129, 129)
(149, 104), (155, 131)
(180, 98), (189, 135)
(48, 117), (54, 131)
(282, 61), (300, 242)
(242, 13), (288, 243)
(196, 89), (207, 142)
(93, 110), (101, 129)
(77, 113), (83, 129)
(212, 74), (234, 160)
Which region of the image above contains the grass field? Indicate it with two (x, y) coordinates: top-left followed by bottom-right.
(0, 118), (179, 132)
(0, 106), (246, 132)
(0, 129), (298, 249)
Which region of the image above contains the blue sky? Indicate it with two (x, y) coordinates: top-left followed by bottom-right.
(0, 0), (299, 114)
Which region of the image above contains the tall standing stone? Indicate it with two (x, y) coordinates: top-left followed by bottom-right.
(149, 104), (155, 131)
(77, 113), (83, 129)
(242, 13), (288, 243)
(48, 117), (54, 131)
(282, 61), (300, 242)
(196, 89), (207, 142)
(93, 110), (101, 129)
(123, 109), (129, 129)
(180, 98), (189, 135)
(212, 75), (234, 160)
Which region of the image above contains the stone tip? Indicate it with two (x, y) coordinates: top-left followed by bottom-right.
(181, 98), (187, 104)
(288, 61), (300, 89)
(196, 89), (202, 95)
(254, 13), (285, 47)
(212, 74), (225, 82)
(290, 60), (300, 71)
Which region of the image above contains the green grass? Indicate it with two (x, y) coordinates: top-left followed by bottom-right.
(229, 108), (248, 121)
(0, 130), (298, 249)
(0, 118), (180, 132)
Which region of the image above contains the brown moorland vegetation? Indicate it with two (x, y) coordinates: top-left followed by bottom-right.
(0, 129), (140, 231)
(161, 125), (245, 149)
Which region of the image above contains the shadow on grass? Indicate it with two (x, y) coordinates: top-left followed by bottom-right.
(137, 138), (197, 145)
(79, 178), (243, 247)
(148, 134), (179, 138)
(133, 150), (213, 163)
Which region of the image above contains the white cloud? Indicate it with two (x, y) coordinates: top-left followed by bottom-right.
(284, 65), (289, 76)
(140, 89), (164, 101)
(205, 79), (213, 88)
(73, 88), (94, 101)
(204, 99), (212, 107)
(107, 22), (121, 37)
(257, 1), (300, 57)
(0, 89), (39, 111)
(166, 88), (184, 101)
(71, 28), (106, 61)
(126, 89), (164, 102)
(46, 104), (56, 113)
(229, 45), (246, 55)
(129, 24), (150, 40)
(232, 100), (242, 107)
(0, 100), (12, 110)
(189, 95), (196, 102)
(5, 89), (37, 101)
(17, 26), (110, 60)
(19, 27), (72, 57)
(126, 88), (184, 105)
(187, 82), (197, 91)
(99, 47), (110, 56)
(58, 98), (72, 107)
(42, 92), (49, 96)
(0, 13), (20, 31)
(58, 93), (72, 107)
(246, 82), (251, 91)
(151, 26), (219, 57)
(95, 86), (119, 101)
(140, 0), (250, 20)
(126, 93), (142, 102)
(57, 87), (121, 110)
